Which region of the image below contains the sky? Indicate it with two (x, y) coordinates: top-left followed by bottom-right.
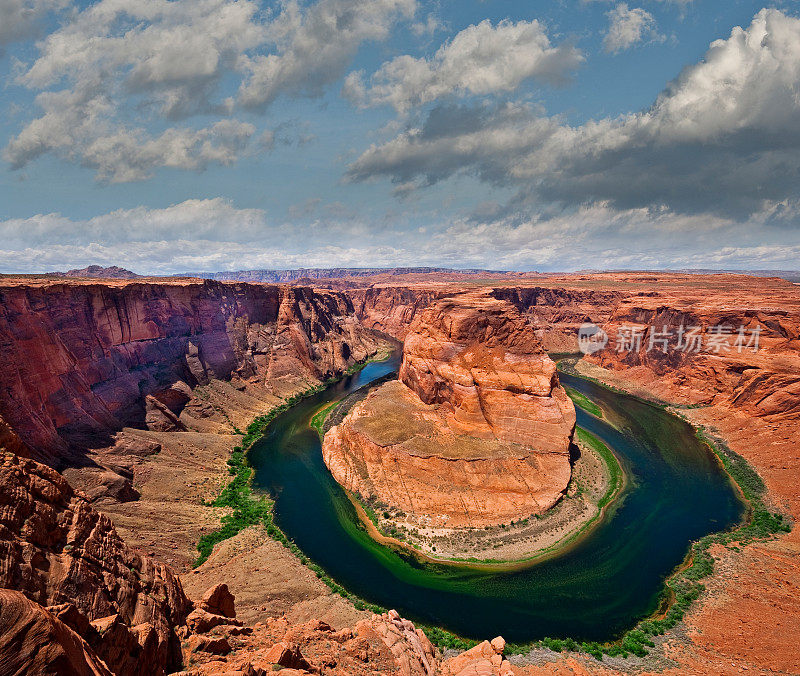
(0, 0), (799, 274)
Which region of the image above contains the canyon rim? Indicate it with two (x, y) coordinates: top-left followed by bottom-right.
(2, 1), (800, 673)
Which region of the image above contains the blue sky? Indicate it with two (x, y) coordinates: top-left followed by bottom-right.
(0, 0), (798, 273)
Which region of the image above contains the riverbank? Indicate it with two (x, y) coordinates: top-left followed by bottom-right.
(329, 425), (626, 569)
(193, 348), (396, 567)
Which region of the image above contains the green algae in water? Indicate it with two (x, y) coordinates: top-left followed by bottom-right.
(248, 360), (745, 643)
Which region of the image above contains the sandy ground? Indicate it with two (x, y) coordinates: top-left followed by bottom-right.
(64, 428), (234, 571)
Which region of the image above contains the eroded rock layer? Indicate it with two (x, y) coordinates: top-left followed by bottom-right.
(323, 292), (575, 528)
(0, 280), (384, 465)
(0, 451), (191, 675)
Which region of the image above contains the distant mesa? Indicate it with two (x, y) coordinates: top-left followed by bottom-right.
(57, 265), (142, 279)
(175, 267), (510, 283)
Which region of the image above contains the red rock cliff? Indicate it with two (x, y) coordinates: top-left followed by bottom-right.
(399, 292), (576, 453)
(0, 280), (383, 464)
(323, 292), (576, 528)
(0, 451), (191, 675)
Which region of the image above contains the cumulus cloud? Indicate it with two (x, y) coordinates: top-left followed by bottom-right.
(5, 0), (416, 180)
(344, 19), (583, 112)
(19, 0), (265, 119)
(237, 0), (416, 110)
(0, 199), (269, 248)
(603, 4), (660, 53)
(0, 0), (70, 47)
(347, 9), (800, 218)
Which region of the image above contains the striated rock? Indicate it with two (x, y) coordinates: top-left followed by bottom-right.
(400, 292), (576, 452)
(351, 286), (443, 339)
(355, 610), (437, 676)
(440, 636), (514, 676)
(0, 280), (385, 466)
(179, 611), (439, 676)
(262, 641), (312, 670)
(186, 607), (241, 634)
(0, 451), (191, 675)
(0, 589), (113, 676)
(323, 292), (575, 528)
(187, 635), (232, 656)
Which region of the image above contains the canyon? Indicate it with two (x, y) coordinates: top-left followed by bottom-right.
(322, 292), (575, 531)
(0, 271), (797, 674)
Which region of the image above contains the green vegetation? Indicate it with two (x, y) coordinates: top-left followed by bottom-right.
(565, 385), (603, 417)
(422, 626), (477, 652)
(195, 446), (274, 566)
(575, 428), (622, 511)
(310, 400), (339, 437)
(500, 407), (791, 661)
(194, 352), (389, 567)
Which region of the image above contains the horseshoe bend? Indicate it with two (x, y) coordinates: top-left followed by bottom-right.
(322, 293), (578, 542)
(0, 271), (796, 675)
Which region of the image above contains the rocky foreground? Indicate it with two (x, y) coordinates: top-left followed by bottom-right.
(323, 292), (575, 529)
(0, 272), (797, 674)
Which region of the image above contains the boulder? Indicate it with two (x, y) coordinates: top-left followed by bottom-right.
(199, 584), (236, 619)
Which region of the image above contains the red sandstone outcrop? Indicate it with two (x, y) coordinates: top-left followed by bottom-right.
(440, 635), (514, 676)
(0, 280), (384, 468)
(323, 292), (575, 528)
(400, 293), (576, 452)
(0, 451), (191, 675)
(179, 610), (440, 675)
(0, 589), (113, 675)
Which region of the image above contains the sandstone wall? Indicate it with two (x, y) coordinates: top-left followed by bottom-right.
(582, 291), (800, 416)
(0, 280), (383, 464)
(399, 292), (576, 453)
(350, 285), (443, 339)
(323, 292), (576, 528)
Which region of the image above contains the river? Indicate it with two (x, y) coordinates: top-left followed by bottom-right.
(248, 355), (744, 643)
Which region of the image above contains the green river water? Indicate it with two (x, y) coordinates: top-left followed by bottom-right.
(248, 356), (744, 643)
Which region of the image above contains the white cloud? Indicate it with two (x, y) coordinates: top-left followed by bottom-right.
(0, 199), (268, 247)
(20, 0), (265, 118)
(1, 198), (797, 274)
(344, 19), (583, 112)
(0, 0), (70, 46)
(5, 0), (416, 180)
(603, 4), (660, 54)
(237, 0), (417, 110)
(348, 9), (800, 218)
(410, 14), (444, 37)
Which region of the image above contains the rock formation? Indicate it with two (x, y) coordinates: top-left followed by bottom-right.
(61, 265), (142, 279)
(323, 292), (576, 528)
(0, 279), (385, 468)
(0, 451), (191, 675)
(0, 589), (114, 676)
